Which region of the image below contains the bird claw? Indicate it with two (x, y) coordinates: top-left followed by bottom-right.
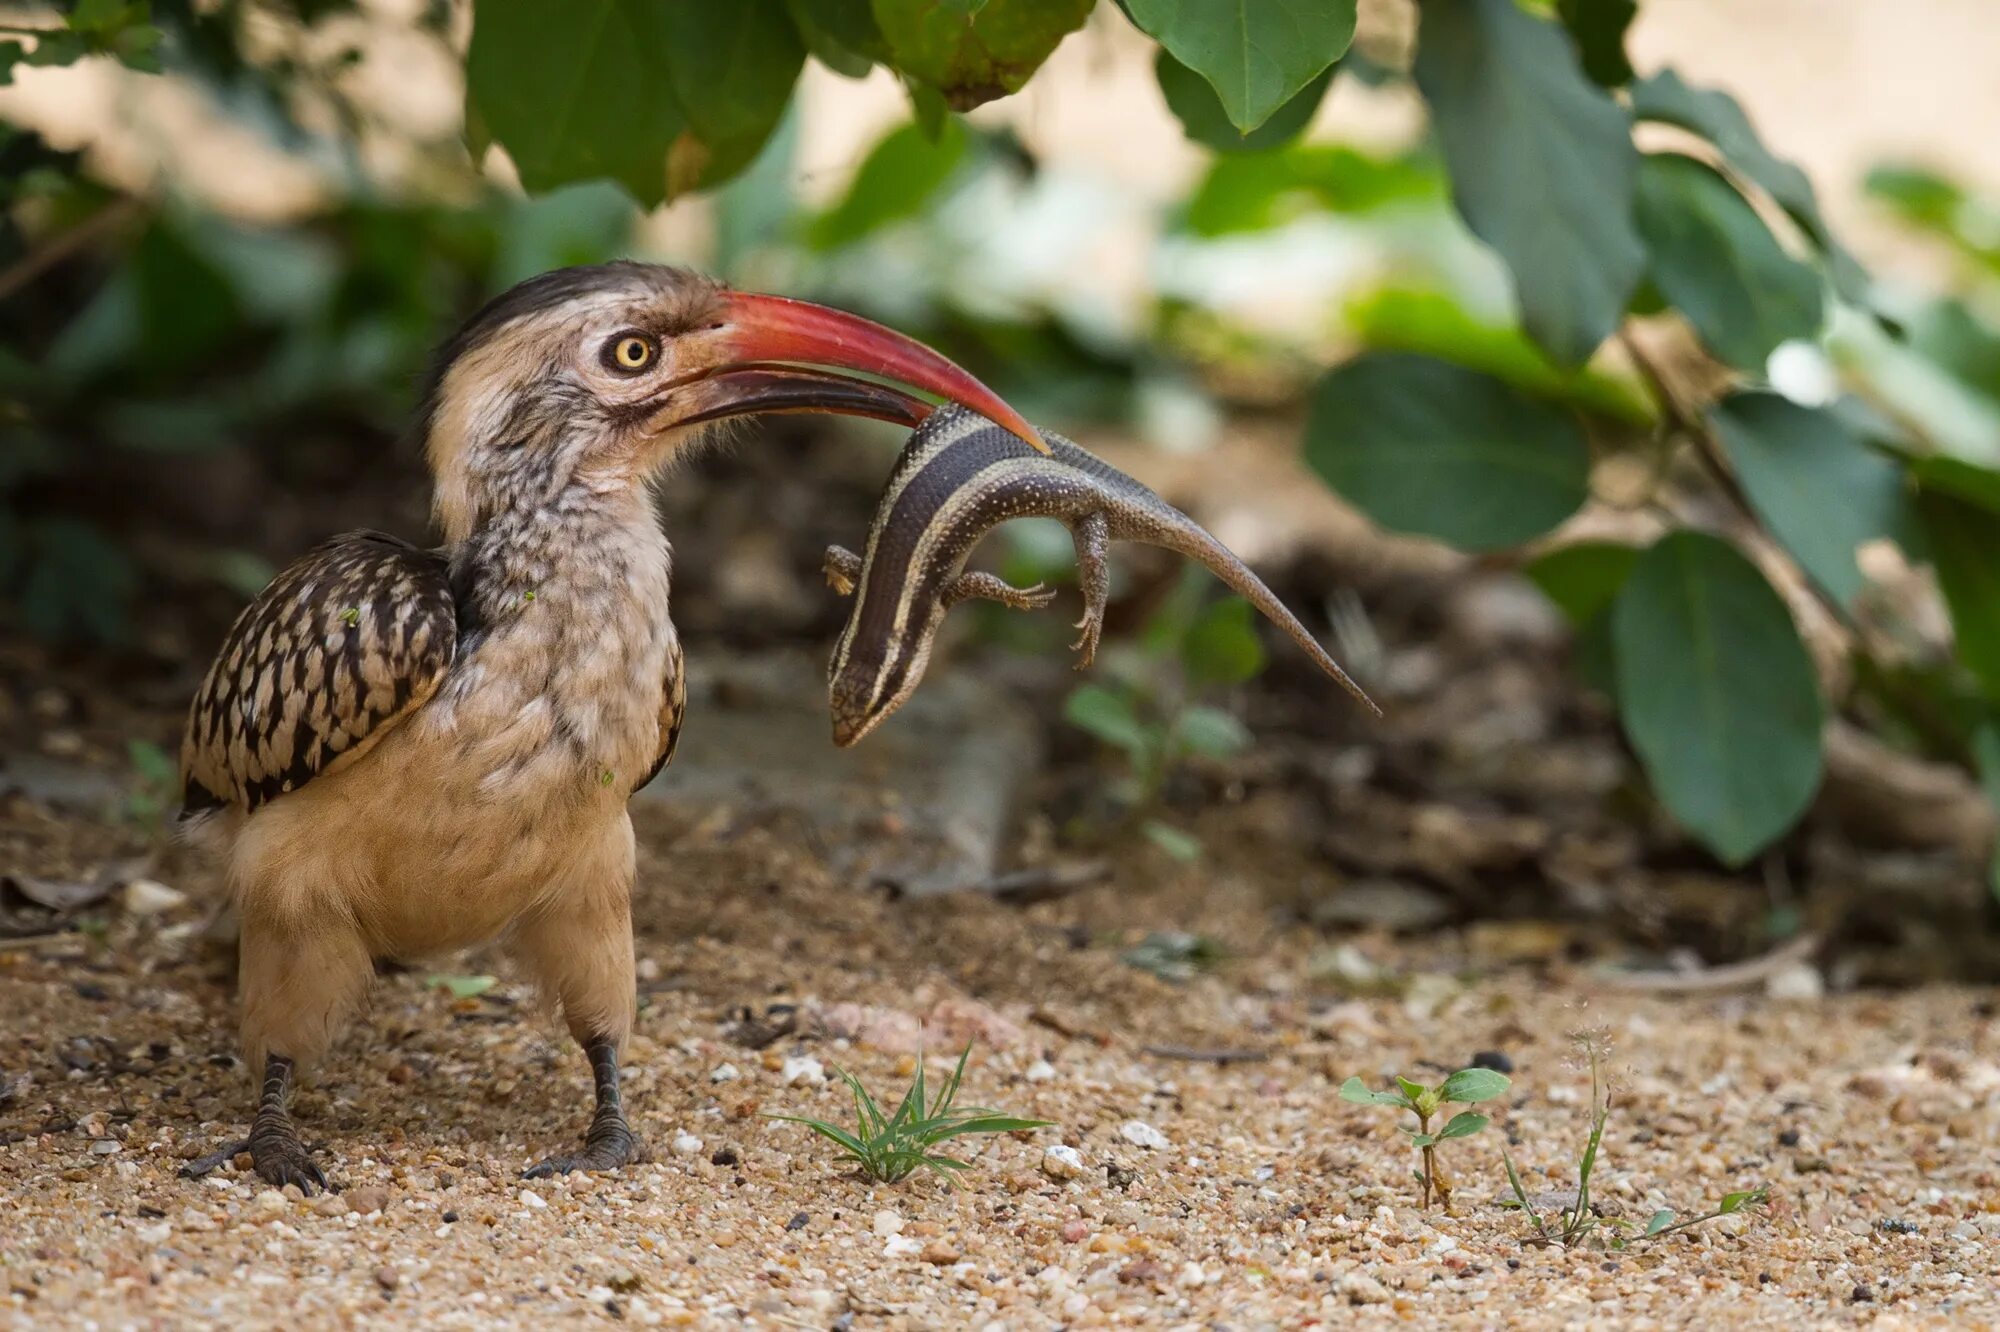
(1071, 612), (1103, 670)
(180, 1132), (331, 1195)
(523, 1119), (643, 1178)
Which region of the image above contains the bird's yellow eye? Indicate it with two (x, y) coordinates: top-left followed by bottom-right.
(607, 333), (655, 372)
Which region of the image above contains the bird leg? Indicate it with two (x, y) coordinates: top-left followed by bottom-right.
(942, 571), (1057, 612)
(823, 545), (863, 596)
(524, 1035), (642, 1178)
(180, 1052), (329, 1194)
(1070, 511), (1111, 669)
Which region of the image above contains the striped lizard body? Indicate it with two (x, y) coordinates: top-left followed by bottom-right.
(824, 405), (1380, 746)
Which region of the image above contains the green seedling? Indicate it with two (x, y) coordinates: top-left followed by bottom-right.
(1501, 1030), (1767, 1247)
(1341, 1066), (1510, 1211)
(767, 1044), (1050, 1187)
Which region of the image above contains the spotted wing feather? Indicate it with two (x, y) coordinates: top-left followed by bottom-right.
(637, 632), (686, 792)
(179, 530), (456, 816)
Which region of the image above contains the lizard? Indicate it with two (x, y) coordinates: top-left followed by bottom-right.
(823, 404), (1380, 747)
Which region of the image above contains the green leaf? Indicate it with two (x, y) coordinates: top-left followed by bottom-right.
(1414, 0), (1644, 366)
(1345, 288), (1654, 426)
(1436, 1111), (1489, 1141)
(871, 0), (1092, 111)
(1973, 723), (2000, 904)
(808, 118), (967, 250)
(1919, 489), (2000, 697)
(127, 738), (176, 790)
(1610, 532), (1826, 864)
(1182, 597), (1267, 687)
(1527, 542), (1640, 625)
(1645, 1208), (1677, 1236)
(1154, 49), (1333, 153)
(1635, 153), (1824, 371)
(1717, 1188), (1767, 1215)
(1555, 0), (1636, 87)
(1631, 69), (1865, 298)
(425, 974), (498, 999)
(1439, 1068), (1511, 1104)
(1395, 1075), (1432, 1110)
(1141, 819), (1203, 863)
(1910, 458), (2000, 515)
(786, 0), (881, 74)
(1064, 684), (1151, 757)
(1180, 144), (1443, 238)
(1126, 0), (1355, 134)
(657, 2), (805, 192)
(1711, 392), (1912, 607)
(1174, 705), (1253, 761)
(1305, 354), (1592, 552)
(1338, 1076), (1408, 1108)
(466, 0), (686, 205)
(21, 518), (134, 645)
(1404, 1131), (1437, 1148)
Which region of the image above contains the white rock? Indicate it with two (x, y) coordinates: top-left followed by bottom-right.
(1024, 1059), (1057, 1083)
(709, 1063), (740, 1084)
(519, 1188), (547, 1209)
(672, 1133), (704, 1156)
(1177, 1262), (1208, 1289)
(1765, 962), (1825, 1002)
(1041, 1144), (1086, 1179)
(252, 1189), (288, 1214)
(872, 1209), (906, 1237)
(1340, 1272), (1392, 1305)
(122, 878), (187, 916)
(1119, 1120), (1169, 1150)
(883, 1235), (923, 1258)
(137, 1222), (171, 1245)
(781, 1055), (826, 1087)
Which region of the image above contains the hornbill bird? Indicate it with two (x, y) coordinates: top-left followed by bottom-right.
(175, 262), (1042, 1192)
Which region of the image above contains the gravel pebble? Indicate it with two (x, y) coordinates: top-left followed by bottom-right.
(1118, 1120), (1169, 1149)
(1041, 1144), (1086, 1179)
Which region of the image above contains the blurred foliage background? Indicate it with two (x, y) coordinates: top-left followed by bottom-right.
(2, 0), (1998, 892)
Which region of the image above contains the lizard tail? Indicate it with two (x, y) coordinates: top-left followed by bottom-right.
(1134, 516), (1383, 718)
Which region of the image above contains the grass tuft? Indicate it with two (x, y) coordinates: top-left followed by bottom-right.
(767, 1044), (1051, 1187)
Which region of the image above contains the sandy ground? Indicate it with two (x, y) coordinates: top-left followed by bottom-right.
(4, 798), (1999, 1331)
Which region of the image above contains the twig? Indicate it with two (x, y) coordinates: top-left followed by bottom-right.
(1594, 931), (1821, 994)
(984, 860), (1109, 905)
(0, 198), (144, 305)
(1140, 1044), (1268, 1065)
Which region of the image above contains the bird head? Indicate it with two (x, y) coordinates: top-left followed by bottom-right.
(419, 262), (1042, 542)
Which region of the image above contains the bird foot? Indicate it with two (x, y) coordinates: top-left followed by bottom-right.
(523, 1115), (643, 1178)
(180, 1127), (330, 1195)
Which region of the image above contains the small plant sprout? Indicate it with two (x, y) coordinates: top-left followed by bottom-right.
(1340, 1066), (1511, 1211)
(766, 1045), (1051, 1187)
(1501, 1028), (1767, 1248)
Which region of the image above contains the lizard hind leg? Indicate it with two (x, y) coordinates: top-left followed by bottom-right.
(942, 571), (1058, 613)
(823, 545), (863, 596)
(1069, 511), (1111, 670)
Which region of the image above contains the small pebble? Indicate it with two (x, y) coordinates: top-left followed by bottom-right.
(710, 1147), (739, 1167)
(374, 1266), (399, 1293)
(785, 1211), (810, 1232)
(709, 1064), (740, 1083)
(519, 1189), (547, 1210)
(313, 1194), (351, 1217)
(920, 1240), (961, 1265)
(1470, 1050), (1514, 1074)
(883, 1235), (923, 1258)
(1119, 1120), (1169, 1150)
(1041, 1145), (1086, 1180)
(346, 1187), (391, 1215)
(672, 1133), (704, 1156)
(1024, 1059), (1057, 1082)
(781, 1056), (825, 1087)
(1340, 1272), (1392, 1305)
(253, 1189), (288, 1214)
(873, 1209), (905, 1237)
(1061, 1218), (1089, 1243)
(122, 879), (187, 916)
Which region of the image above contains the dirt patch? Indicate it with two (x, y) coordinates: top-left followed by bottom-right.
(4, 790), (1999, 1328)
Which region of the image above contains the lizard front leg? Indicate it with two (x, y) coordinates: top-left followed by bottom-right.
(823, 545), (863, 596)
(1070, 511), (1110, 669)
(943, 571), (1057, 612)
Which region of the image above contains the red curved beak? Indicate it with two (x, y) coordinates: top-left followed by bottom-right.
(653, 292), (1047, 452)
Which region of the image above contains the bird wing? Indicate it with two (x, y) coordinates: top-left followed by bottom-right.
(179, 530), (457, 816)
(637, 631), (686, 792)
